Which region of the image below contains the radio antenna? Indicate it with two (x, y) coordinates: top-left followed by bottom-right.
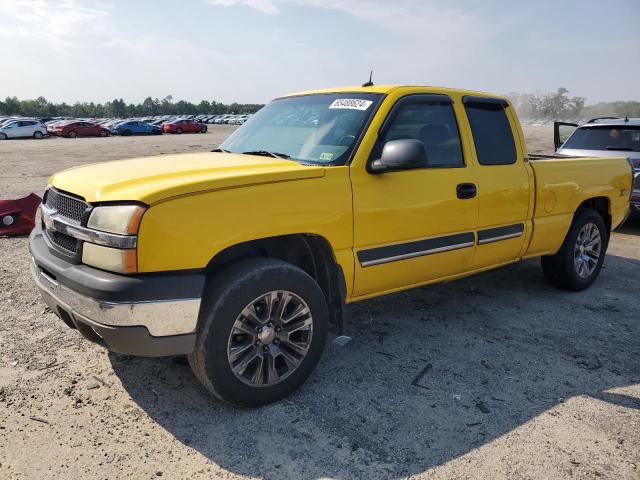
(362, 70), (374, 87)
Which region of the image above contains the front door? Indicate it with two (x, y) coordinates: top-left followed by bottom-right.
(350, 94), (478, 298)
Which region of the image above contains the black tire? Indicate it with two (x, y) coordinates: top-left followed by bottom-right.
(0, 133), (7, 140)
(123, 129), (132, 136)
(188, 258), (329, 407)
(541, 209), (608, 291)
(99, 130), (108, 137)
(200, 127), (207, 133)
(176, 127), (183, 134)
(68, 130), (77, 138)
(33, 131), (44, 139)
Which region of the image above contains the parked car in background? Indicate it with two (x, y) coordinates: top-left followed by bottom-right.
(112, 120), (162, 136)
(162, 118), (207, 134)
(0, 119), (47, 139)
(555, 117), (640, 217)
(49, 121), (110, 138)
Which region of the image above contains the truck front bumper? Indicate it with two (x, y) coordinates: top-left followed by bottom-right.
(30, 226), (204, 357)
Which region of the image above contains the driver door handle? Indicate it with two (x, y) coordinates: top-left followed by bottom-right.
(457, 183), (477, 199)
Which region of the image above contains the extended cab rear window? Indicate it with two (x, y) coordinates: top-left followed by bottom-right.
(563, 126), (640, 152)
(464, 99), (517, 165)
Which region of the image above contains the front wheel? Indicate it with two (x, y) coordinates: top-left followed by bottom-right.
(33, 131), (44, 139)
(67, 130), (77, 138)
(0, 133), (7, 140)
(175, 128), (183, 134)
(188, 258), (328, 407)
(541, 209), (607, 291)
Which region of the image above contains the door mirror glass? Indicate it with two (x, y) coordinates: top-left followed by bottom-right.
(370, 139), (428, 173)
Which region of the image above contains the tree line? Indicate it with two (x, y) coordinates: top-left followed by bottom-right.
(2, 89), (639, 120)
(0, 95), (264, 118)
(508, 88), (640, 120)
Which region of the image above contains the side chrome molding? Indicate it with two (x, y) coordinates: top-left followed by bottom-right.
(477, 223), (524, 245)
(357, 223), (525, 268)
(358, 232), (475, 267)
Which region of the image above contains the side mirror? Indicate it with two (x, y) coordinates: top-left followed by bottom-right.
(369, 139), (428, 173)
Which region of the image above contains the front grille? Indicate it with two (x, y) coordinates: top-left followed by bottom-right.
(49, 230), (79, 254)
(45, 188), (88, 223)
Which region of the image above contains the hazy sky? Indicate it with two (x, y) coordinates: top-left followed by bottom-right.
(1, 0), (639, 105)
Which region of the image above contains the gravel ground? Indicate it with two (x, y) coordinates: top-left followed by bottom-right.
(0, 126), (638, 479)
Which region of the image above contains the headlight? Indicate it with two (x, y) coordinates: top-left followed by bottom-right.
(82, 243), (137, 274)
(83, 204), (146, 273)
(87, 204), (146, 235)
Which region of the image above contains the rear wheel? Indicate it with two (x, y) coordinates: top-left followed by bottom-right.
(0, 133), (7, 140)
(188, 258), (328, 407)
(200, 126), (207, 133)
(99, 130), (108, 137)
(33, 131), (44, 139)
(541, 209), (607, 291)
(67, 130), (77, 138)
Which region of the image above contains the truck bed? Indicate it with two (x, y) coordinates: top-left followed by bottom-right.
(523, 155), (632, 258)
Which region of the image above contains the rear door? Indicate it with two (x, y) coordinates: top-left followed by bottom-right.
(74, 122), (90, 136)
(20, 121), (36, 136)
(554, 121), (578, 150)
(16, 121), (32, 137)
(462, 97), (532, 269)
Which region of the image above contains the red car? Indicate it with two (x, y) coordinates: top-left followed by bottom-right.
(162, 119), (207, 134)
(50, 121), (110, 138)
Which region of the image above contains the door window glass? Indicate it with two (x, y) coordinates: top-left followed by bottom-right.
(464, 101), (517, 165)
(376, 100), (464, 167)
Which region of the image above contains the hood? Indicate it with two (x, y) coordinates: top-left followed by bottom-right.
(49, 152), (325, 205)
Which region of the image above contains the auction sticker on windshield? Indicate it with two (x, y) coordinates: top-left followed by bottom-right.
(329, 99), (373, 111)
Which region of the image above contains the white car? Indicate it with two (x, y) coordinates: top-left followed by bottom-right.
(0, 119), (47, 139)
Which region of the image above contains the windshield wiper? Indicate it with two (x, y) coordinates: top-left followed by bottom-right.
(211, 147), (230, 153)
(241, 150), (291, 159)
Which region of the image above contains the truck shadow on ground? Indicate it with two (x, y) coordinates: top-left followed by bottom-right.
(110, 255), (640, 479)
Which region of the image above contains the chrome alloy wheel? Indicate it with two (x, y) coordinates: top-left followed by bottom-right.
(574, 222), (601, 278)
(227, 290), (313, 387)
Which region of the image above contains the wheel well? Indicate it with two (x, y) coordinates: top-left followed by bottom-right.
(577, 197), (611, 232)
(205, 234), (346, 333)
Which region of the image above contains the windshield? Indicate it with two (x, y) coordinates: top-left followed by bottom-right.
(219, 93), (383, 165)
(563, 125), (640, 152)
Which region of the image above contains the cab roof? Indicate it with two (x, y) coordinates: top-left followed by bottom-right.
(281, 84), (508, 101)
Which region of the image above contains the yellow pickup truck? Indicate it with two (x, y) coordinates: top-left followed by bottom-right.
(30, 85), (633, 406)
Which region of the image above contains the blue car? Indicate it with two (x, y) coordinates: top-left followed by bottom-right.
(113, 120), (162, 136)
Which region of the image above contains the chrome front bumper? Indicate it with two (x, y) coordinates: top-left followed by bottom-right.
(31, 258), (200, 337)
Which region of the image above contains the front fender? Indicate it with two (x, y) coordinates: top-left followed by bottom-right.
(136, 167), (353, 275)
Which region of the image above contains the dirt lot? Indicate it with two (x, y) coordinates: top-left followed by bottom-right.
(1, 126), (639, 479)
